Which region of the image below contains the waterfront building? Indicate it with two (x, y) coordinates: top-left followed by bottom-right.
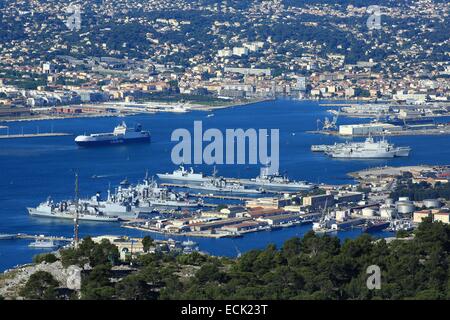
(201, 211), (232, 219)
(339, 123), (401, 136)
(221, 221), (267, 233)
(302, 194), (334, 209)
(219, 206), (247, 218)
(244, 207), (285, 219)
(245, 197), (284, 209)
(414, 210), (450, 224)
(188, 217), (251, 232)
(433, 212), (450, 224)
(334, 191), (364, 204)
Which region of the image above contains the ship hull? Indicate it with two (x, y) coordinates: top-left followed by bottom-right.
(241, 180), (313, 192)
(75, 136), (150, 147)
(156, 174), (207, 183)
(189, 185), (262, 194)
(27, 208), (119, 222)
(328, 151), (396, 158)
(148, 201), (199, 208)
(362, 221), (390, 233)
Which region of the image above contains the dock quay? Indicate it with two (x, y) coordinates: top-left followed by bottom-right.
(190, 193), (256, 201)
(0, 132), (72, 139)
(160, 184), (257, 201)
(307, 123), (450, 137)
(1, 233), (73, 242)
(319, 103), (357, 107)
(121, 224), (242, 238)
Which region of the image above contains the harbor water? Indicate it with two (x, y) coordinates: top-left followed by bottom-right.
(1, 99), (450, 272)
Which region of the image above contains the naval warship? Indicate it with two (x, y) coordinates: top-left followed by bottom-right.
(324, 137), (411, 159)
(156, 165), (208, 183)
(239, 167), (314, 192)
(81, 191), (139, 220)
(27, 198), (119, 222)
(106, 176), (203, 213)
(190, 177), (264, 194)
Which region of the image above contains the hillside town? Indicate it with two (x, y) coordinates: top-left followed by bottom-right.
(0, 0), (449, 120)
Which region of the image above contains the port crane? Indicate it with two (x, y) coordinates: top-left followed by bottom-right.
(317, 109), (340, 131)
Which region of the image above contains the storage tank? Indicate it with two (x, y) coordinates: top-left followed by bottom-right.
(397, 202), (415, 214)
(362, 207), (377, 217)
(380, 206), (397, 219)
(423, 199), (441, 209)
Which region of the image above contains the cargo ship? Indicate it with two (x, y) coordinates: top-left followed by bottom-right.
(75, 122), (150, 146)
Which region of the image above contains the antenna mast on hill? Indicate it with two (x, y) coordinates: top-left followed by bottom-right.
(74, 172), (80, 248)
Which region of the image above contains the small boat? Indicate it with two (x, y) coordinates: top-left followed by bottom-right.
(29, 238), (59, 249)
(182, 240), (197, 247)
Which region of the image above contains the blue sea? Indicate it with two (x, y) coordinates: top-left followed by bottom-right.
(1, 99), (450, 272)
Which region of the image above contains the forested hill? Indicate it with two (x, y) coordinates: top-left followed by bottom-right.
(13, 218), (450, 300)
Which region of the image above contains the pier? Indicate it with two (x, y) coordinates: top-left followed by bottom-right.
(160, 183), (258, 201)
(0, 233), (73, 242)
(0, 132), (72, 139)
(0, 125), (72, 139)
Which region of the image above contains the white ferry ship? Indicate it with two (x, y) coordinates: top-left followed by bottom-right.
(75, 122), (150, 147)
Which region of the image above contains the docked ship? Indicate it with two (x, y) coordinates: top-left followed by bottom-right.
(190, 177), (263, 194)
(312, 215), (338, 234)
(325, 137), (411, 159)
(311, 142), (347, 152)
(137, 180), (202, 210)
(386, 219), (415, 232)
(157, 165), (208, 183)
(239, 167), (314, 192)
(75, 122), (150, 147)
(105, 176), (202, 213)
(377, 116), (435, 127)
(361, 220), (390, 233)
(81, 192), (139, 220)
(27, 198), (119, 222)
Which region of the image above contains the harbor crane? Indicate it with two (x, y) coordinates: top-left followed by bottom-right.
(317, 109), (340, 131)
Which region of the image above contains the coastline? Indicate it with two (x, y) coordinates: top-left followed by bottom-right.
(0, 97), (273, 123)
